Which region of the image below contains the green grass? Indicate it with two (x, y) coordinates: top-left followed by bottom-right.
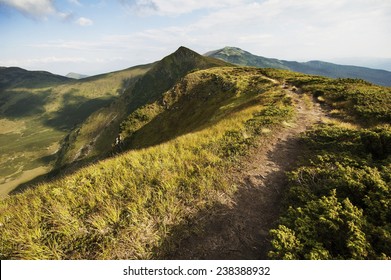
(0, 67), (294, 259)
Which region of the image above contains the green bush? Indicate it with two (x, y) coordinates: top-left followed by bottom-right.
(269, 124), (391, 259)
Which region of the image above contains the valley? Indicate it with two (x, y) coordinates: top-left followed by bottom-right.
(0, 65), (151, 197)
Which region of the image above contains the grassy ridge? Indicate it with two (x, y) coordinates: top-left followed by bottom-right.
(0, 67), (294, 259)
(120, 67), (280, 149)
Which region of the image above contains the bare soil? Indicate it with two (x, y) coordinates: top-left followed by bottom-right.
(168, 86), (327, 259)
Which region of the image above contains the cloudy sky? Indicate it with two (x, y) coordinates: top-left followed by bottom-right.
(1, 0), (390, 75)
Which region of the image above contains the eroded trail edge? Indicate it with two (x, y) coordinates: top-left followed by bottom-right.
(171, 85), (328, 259)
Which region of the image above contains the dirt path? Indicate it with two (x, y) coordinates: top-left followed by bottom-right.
(169, 85), (328, 259)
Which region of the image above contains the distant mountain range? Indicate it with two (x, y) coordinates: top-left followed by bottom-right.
(206, 47), (391, 86)
(0, 66), (71, 90)
(66, 72), (89, 79)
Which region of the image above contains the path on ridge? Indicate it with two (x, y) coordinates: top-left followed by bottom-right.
(169, 84), (328, 259)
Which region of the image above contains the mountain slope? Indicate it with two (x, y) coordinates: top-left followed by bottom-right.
(55, 46), (231, 167)
(207, 47), (391, 86)
(0, 65), (150, 197)
(126, 46), (231, 109)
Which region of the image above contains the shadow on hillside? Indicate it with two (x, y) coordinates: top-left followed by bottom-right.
(155, 189), (273, 260)
(9, 156), (101, 195)
(9, 152), (66, 195)
(0, 90), (50, 118)
(125, 78), (272, 151)
(9, 172), (50, 195)
(1, 88), (114, 131)
(44, 92), (115, 130)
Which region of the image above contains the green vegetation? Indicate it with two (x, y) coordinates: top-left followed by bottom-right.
(292, 78), (390, 123)
(268, 69), (391, 260)
(259, 69), (391, 124)
(206, 46), (289, 70)
(269, 124), (391, 259)
(0, 67), (293, 259)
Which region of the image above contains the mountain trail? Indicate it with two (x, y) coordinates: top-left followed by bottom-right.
(169, 83), (328, 259)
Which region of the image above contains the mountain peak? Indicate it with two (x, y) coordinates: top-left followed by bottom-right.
(221, 46), (246, 53)
(205, 46), (247, 57)
(171, 46), (201, 59)
(158, 46), (229, 68)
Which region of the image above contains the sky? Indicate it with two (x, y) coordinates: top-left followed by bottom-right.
(0, 0), (390, 76)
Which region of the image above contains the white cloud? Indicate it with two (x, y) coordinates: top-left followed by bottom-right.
(119, 0), (246, 16)
(75, 17), (93, 26)
(4, 56), (88, 64)
(58, 11), (74, 21)
(174, 0), (391, 59)
(0, 0), (55, 19)
(3, 0), (390, 75)
(0, 56), (88, 68)
(0, 0), (90, 23)
(27, 0), (391, 63)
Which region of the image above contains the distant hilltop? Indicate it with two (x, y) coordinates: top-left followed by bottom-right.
(206, 47), (391, 87)
(66, 72), (89, 79)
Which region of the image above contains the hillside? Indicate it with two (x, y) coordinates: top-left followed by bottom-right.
(0, 65), (151, 197)
(0, 67), (71, 90)
(206, 47), (391, 87)
(55, 46), (231, 167)
(0, 65), (294, 259)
